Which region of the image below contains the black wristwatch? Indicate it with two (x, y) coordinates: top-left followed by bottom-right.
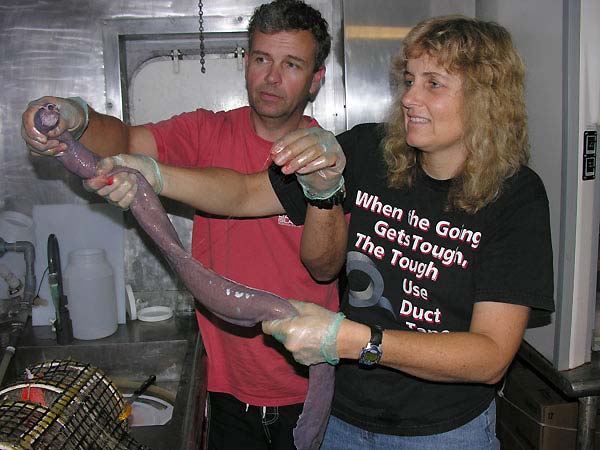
(358, 325), (383, 366)
(306, 184), (346, 210)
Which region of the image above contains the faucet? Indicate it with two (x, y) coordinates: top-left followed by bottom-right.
(0, 236), (36, 386)
(0, 263), (23, 298)
(0, 237), (35, 327)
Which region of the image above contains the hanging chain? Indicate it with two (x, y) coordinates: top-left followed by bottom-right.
(198, 0), (206, 73)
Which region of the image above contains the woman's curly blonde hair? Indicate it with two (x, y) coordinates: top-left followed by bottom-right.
(383, 15), (529, 213)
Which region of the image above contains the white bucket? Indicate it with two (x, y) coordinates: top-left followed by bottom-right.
(0, 211), (35, 298)
(63, 248), (118, 340)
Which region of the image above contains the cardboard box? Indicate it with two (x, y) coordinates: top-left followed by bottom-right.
(497, 398), (576, 450)
(497, 419), (530, 450)
(496, 366), (579, 450)
(497, 365), (600, 450)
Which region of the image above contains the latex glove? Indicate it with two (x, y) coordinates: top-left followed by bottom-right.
(84, 154), (163, 210)
(262, 299), (345, 366)
(22, 96), (88, 156)
(271, 128), (346, 200)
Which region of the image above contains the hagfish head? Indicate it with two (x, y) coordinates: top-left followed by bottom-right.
(34, 103), (60, 135)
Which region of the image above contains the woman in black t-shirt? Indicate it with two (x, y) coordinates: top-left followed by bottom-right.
(263, 15), (555, 450)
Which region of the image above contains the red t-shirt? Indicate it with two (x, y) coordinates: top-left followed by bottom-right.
(147, 106), (339, 406)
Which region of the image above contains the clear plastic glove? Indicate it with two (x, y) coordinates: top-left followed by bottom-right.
(84, 154), (163, 210)
(271, 128), (346, 200)
(21, 96), (87, 156)
(262, 299), (345, 366)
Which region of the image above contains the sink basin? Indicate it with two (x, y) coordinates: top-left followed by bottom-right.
(0, 319), (205, 450)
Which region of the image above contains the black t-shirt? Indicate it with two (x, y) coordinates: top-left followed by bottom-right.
(269, 123), (555, 435)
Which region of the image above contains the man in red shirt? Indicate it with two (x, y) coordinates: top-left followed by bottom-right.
(21, 1), (337, 449)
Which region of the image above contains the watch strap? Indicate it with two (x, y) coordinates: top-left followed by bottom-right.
(306, 183), (346, 209)
(369, 325), (383, 346)
(358, 325), (383, 366)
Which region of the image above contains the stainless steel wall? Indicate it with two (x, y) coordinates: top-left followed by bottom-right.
(0, 0), (342, 312)
(1, 0), (267, 216)
(342, 0), (474, 128)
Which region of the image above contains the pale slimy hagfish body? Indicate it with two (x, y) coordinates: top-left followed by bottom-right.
(33, 104), (334, 450)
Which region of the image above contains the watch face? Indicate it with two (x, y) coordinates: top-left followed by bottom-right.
(359, 345), (381, 366)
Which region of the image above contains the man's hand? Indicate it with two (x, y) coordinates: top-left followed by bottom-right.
(22, 96), (87, 156)
(271, 128), (346, 199)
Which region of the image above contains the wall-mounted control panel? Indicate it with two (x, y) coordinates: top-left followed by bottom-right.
(583, 130), (597, 181)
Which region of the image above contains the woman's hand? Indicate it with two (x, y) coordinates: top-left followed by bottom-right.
(84, 154), (163, 210)
(262, 299), (345, 366)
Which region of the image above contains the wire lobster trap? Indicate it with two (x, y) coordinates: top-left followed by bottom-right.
(0, 359), (151, 450)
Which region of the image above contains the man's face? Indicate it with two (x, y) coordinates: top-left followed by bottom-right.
(245, 30), (325, 123)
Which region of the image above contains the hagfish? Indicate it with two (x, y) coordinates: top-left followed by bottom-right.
(34, 104), (334, 450)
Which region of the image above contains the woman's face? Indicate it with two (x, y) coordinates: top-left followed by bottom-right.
(401, 54), (467, 179)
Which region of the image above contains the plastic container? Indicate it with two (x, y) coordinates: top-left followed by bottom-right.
(63, 248), (118, 340)
(0, 211), (35, 298)
(138, 306), (173, 322)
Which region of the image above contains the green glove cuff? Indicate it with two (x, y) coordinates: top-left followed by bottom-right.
(112, 154), (164, 195)
(321, 312), (345, 365)
(142, 155), (164, 195)
(67, 96), (89, 140)
(300, 176), (345, 201)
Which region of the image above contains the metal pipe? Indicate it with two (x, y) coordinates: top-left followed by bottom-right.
(0, 345), (15, 387)
(576, 396), (598, 450)
(0, 331), (18, 387)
